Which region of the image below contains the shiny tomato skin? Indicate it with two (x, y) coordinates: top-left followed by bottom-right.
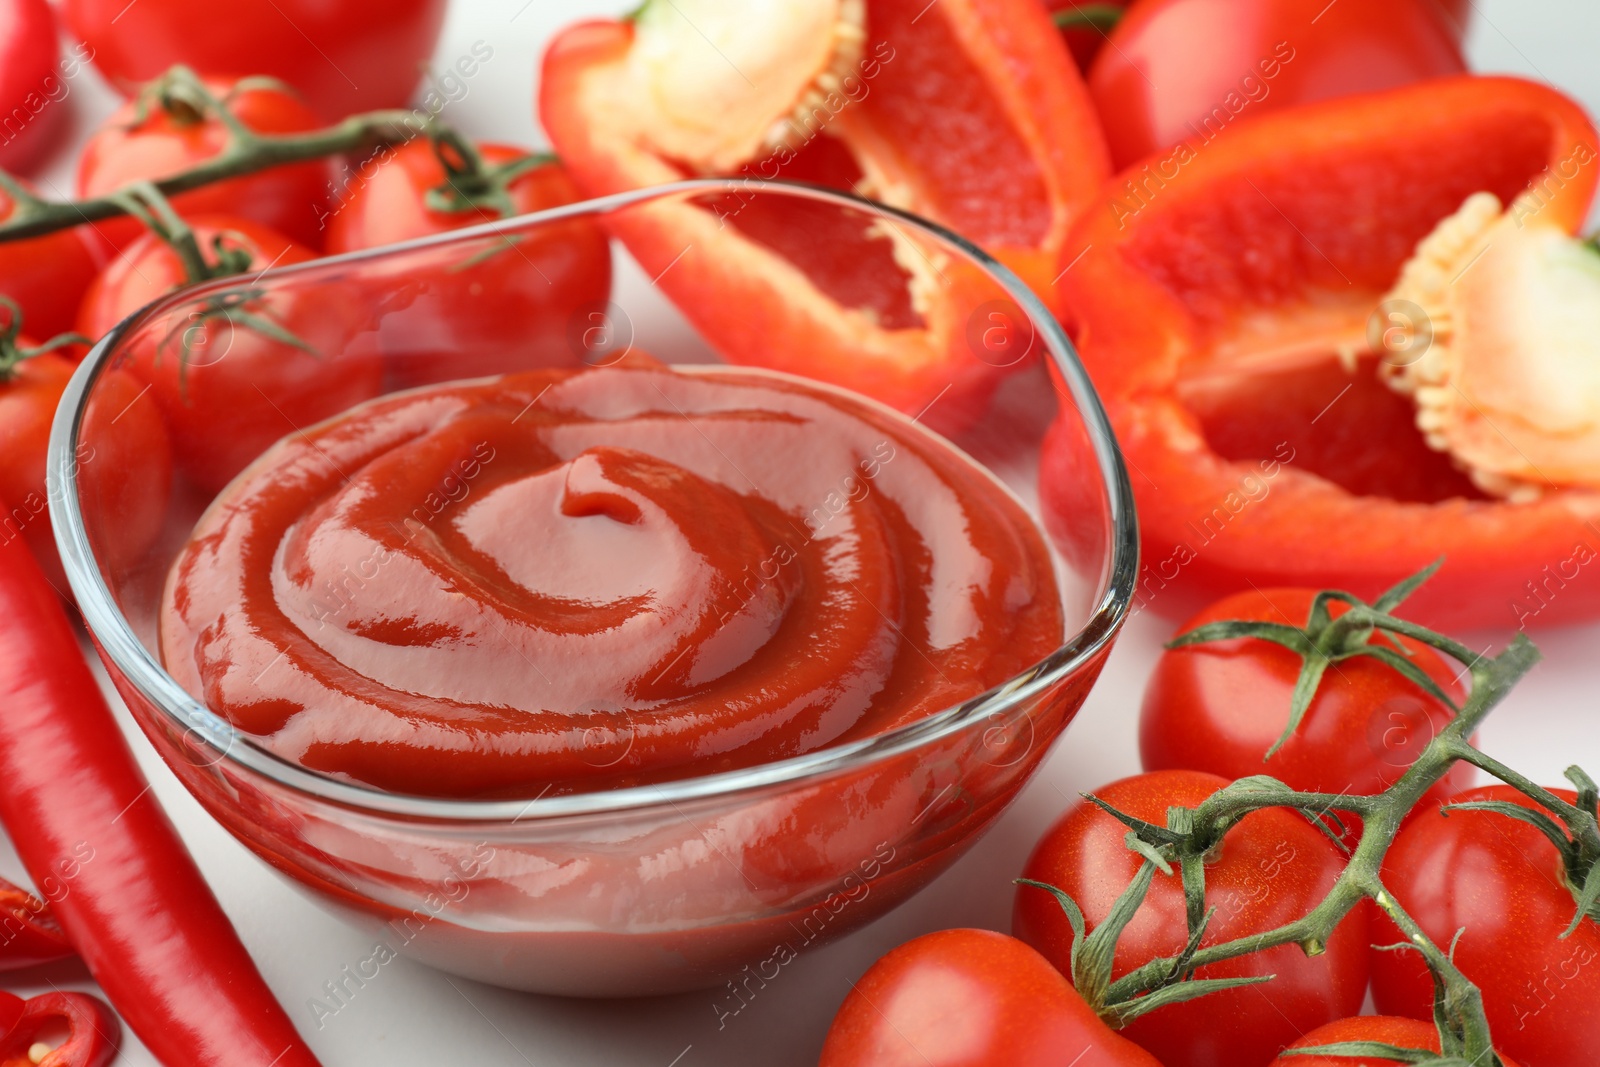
(78, 79), (330, 255)
(0, 196), (101, 340)
(60, 0), (447, 120)
(77, 216), (381, 495)
(819, 928), (1162, 1067)
(1014, 769), (1369, 1067)
(1141, 589), (1473, 814)
(0, 351), (171, 590)
(325, 140), (612, 388)
(1088, 0), (1466, 169)
(0, 0), (72, 172)
(1272, 1016), (1521, 1067)
(1372, 785), (1600, 1067)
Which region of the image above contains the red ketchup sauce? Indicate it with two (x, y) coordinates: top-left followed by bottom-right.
(159, 363), (1063, 798)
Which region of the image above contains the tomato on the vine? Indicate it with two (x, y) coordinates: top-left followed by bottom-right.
(61, 0), (447, 120)
(1371, 785), (1600, 1067)
(77, 216), (381, 494)
(77, 77), (331, 254)
(1271, 1016), (1522, 1067)
(0, 0), (74, 172)
(325, 139), (612, 388)
(819, 928), (1162, 1066)
(1141, 589), (1472, 816)
(1014, 769), (1369, 1067)
(0, 187), (101, 340)
(1087, 0), (1466, 168)
(0, 347), (171, 591)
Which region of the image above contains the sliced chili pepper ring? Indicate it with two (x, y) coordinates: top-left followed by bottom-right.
(0, 877), (72, 972)
(0, 992), (119, 1067)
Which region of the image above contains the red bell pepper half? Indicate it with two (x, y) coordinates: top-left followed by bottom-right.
(0, 993), (119, 1067)
(540, 0), (1110, 431)
(0, 877), (71, 971)
(1043, 75), (1600, 630)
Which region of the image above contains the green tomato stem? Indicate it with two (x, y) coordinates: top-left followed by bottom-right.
(0, 66), (443, 245)
(1094, 598), (1542, 1067)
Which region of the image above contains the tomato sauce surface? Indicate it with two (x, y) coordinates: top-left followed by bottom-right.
(160, 363), (1062, 798)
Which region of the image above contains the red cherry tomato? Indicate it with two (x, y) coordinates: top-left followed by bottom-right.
(1271, 1016), (1521, 1067)
(1371, 785), (1600, 1067)
(0, 188), (102, 340)
(325, 140), (613, 387)
(0, 0), (73, 172)
(1014, 769), (1369, 1067)
(60, 0), (447, 120)
(77, 216), (381, 494)
(77, 78), (330, 255)
(1141, 589), (1472, 819)
(0, 348), (171, 591)
(819, 928), (1162, 1066)
(1088, 0), (1466, 168)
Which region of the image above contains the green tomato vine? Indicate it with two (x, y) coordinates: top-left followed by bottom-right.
(1020, 561), (1599, 1066)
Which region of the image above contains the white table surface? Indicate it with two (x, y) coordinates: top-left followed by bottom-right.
(5, 2), (1600, 1064)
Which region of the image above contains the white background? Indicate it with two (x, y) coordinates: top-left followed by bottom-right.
(5, 2), (1600, 1064)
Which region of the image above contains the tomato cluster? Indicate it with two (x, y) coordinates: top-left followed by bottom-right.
(0, 4), (615, 585)
(825, 582), (1599, 1066)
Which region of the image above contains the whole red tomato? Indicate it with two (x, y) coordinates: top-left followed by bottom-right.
(820, 928), (1162, 1066)
(77, 216), (381, 494)
(325, 139), (612, 387)
(1272, 1016), (1521, 1067)
(1142, 589), (1472, 817)
(0, 348), (171, 591)
(0, 0), (74, 172)
(78, 78), (330, 254)
(1014, 769), (1369, 1067)
(1371, 785), (1600, 1067)
(61, 0), (447, 119)
(1088, 0), (1466, 168)
(0, 187), (102, 338)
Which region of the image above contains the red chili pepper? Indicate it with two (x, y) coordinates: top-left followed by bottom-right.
(1043, 75), (1600, 630)
(540, 0), (1110, 431)
(0, 992), (119, 1067)
(0, 877), (71, 971)
(0, 513), (321, 1066)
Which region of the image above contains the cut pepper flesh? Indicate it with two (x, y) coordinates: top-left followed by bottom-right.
(540, 1), (1109, 428)
(1045, 75), (1600, 629)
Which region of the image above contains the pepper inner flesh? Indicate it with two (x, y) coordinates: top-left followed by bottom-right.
(1173, 292), (1487, 502)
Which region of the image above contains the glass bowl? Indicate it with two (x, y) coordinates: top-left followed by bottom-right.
(48, 180), (1136, 997)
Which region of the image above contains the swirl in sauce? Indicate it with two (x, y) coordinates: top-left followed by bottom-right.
(160, 364), (1063, 797)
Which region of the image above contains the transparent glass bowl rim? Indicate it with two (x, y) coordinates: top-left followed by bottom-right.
(48, 178), (1139, 824)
